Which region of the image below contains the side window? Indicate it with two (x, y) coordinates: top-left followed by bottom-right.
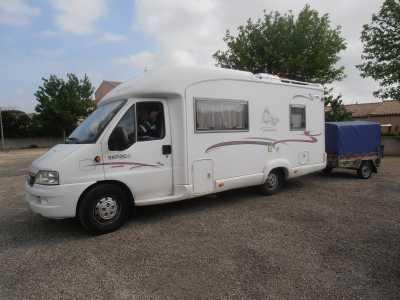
(195, 99), (249, 132)
(108, 105), (136, 151)
(290, 105), (306, 131)
(136, 102), (165, 141)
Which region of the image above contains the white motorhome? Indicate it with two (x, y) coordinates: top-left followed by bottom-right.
(25, 66), (326, 233)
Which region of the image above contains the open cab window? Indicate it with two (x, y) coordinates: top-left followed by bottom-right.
(108, 101), (165, 151)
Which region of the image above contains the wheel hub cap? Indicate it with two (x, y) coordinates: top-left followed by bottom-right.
(267, 173), (278, 188)
(95, 197), (118, 221)
(362, 166), (370, 177)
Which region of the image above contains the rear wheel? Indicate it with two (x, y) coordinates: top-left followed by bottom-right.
(78, 184), (129, 234)
(260, 169), (284, 195)
(357, 161), (372, 179)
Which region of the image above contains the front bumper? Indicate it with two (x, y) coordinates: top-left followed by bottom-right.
(25, 181), (95, 219)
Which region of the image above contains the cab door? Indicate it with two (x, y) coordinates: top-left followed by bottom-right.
(102, 99), (173, 201)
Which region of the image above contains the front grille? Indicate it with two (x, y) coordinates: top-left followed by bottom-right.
(27, 173), (36, 186)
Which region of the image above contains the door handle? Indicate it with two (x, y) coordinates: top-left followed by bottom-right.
(162, 145), (172, 155)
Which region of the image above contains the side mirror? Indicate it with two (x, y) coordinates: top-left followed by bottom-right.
(108, 126), (129, 151)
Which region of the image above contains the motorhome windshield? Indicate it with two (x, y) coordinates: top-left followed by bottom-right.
(66, 99), (126, 144)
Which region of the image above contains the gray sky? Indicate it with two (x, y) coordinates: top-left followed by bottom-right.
(0, 0), (384, 112)
(134, 0), (383, 104)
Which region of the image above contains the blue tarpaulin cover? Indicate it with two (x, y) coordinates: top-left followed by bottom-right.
(325, 121), (381, 156)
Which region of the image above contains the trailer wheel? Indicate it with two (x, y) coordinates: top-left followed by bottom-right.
(357, 161), (372, 179)
(260, 169), (283, 195)
(78, 184), (129, 234)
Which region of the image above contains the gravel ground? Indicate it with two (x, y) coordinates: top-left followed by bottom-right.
(0, 149), (399, 299)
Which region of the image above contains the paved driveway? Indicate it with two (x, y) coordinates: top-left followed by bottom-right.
(1, 149), (400, 299)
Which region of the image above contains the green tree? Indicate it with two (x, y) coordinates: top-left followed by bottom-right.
(357, 0), (400, 99)
(324, 88), (352, 122)
(34, 74), (95, 137)
(214, 5), (347, 84)
(2, 110), (32, 138)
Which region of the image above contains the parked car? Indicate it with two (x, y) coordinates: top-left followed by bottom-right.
(25, 66), (326, 234)
(324, 121), (383, 179)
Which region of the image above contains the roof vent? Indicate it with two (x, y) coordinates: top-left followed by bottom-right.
(254, 73), (281, 81)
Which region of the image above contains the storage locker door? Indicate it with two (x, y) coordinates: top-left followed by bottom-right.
(192, 159), (214, 194)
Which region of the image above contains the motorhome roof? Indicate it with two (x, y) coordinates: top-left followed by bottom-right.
(101, 66), (322, 104)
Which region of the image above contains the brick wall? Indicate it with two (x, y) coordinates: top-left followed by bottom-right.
(353, 115), (400, 135)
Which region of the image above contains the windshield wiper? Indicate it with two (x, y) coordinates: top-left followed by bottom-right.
(65, 137), (81, 144)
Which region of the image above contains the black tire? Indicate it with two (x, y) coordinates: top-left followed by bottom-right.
(78, 184), (130, 234)
(357, 161), (372, 179)
(322, 167), (333, 175)
(260, 169), (284, 195)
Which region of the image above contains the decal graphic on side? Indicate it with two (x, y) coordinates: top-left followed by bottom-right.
(293, 94), (321, 102)
(91, 161), (164, 169)
(205, 131), (321, 153)
(107, 153), (131, 160)
(261, 106), (279, 131)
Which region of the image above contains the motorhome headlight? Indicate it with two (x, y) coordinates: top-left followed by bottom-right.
(35, 170), (59, 185)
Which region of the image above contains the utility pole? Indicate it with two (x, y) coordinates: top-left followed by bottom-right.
(0, 106), (15, 151)
(0, 107), (4, 151)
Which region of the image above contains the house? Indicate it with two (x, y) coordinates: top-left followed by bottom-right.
(344, 100), (400, 134)
(95, 80), (122, 104)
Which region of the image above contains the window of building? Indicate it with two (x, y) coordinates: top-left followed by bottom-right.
(290, 105), (306, 130)
(195, 99), (249, 132)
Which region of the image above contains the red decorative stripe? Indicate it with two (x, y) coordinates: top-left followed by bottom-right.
(205, 131), (321, 153)
(272, 131), (321, 146)
(205, 140), (273, 153)
(91, 161), (164, 168)
(245, 137), (277, 142)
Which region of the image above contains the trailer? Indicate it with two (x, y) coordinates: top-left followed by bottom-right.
(25, 66), (326, 233)
(324, 121), (383, 179)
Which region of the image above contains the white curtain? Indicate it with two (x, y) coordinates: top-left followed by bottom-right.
(290, 107), (305, 129)
(196, 100), (248, 131)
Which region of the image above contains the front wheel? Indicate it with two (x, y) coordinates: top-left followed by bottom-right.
(357, 161), (373, 179)
(78, 184), (130, 234)
(260, 169), (284, 195)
